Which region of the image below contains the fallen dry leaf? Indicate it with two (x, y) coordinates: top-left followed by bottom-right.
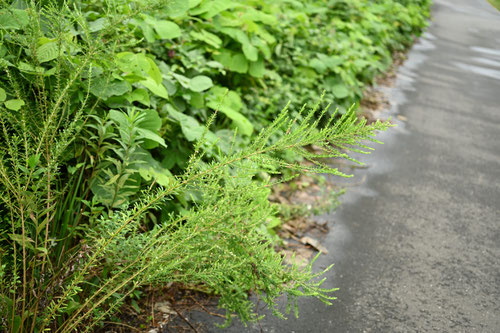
(154, 301), (176, 315)
(300, 236), (328, 254)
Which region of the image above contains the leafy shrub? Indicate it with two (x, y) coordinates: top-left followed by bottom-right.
(0, 0), (429, 331)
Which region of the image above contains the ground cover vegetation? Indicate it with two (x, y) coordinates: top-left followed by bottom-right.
(0, 0), (430, 331)
(487, 0), (500, 11)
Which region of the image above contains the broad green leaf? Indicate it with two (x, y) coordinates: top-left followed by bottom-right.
(190, 92), (204, 108)
(88, 17), (107, 32)
(297, 66), (317, 79)
(90, 78), (131, 100)
(132, 18), (155, 43)
(137, 128), (167, 147)
(249, 57), (265, 78)
(179, 118), (204, 142)
(165, 0), (190, 17)
(171, 72), (191, 89)
(140, 77), (169, 99)
(230, 54), (248, 73)
(317, 54), (343, 70)
(241, 9), (277, 25)
(207, 87), (253, 136)
(189, 75), (213, 92)
(189, 0), (234, 18)
(211, 103), (253, 136)
(18, 62), (44, 74)
(213, 50), (232, 69)
(0, 58), (13, 68)
(4, 99), (25, 111)
(116, 52), (150, 76)
(189, 0), (203, 9)
(44, 67), (57, 76)
(116, 52), (162, 87)
(0, 88), (5, 102)
(68, 162), (85, 175)
(139, 109), (163, 149)
(109, 110), (129, 129)
(154, 20), (181, 39)
(190, 30), (222, 48)
(146, 58), (162, 84)
(134, 149), (173, 187)
(332, 84), (350, 99)
(163, 78), (178, 95)
(111, 108), (164, 149)
(255, 25), (276, 45)
(105, 174), (121, 186)
(206, 61), (224, 69)
(215, 12), (241, 27)
(127, 89), (150, 106)
(12, 316), (21, 333)
(208, 86), (242, 111)
(167, 108), (205, 142)
(0, 9), (28, 30)
(37, 42), (60, 63)
(91, 171), (141, 208)
(242, 43), (258, 62)
(252, 36), (271, 59)
(139, 109), (162, 133)
(218, 27), (257, 60)
(310, 58), (327, 73)
(354, 59), (370, 69)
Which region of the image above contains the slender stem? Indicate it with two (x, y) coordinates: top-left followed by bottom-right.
(18, 207), (27, 333)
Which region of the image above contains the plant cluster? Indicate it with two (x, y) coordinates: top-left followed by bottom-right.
(0, 0), (429, 331)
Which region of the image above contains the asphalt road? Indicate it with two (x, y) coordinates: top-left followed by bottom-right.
(194, 1), (500, 332)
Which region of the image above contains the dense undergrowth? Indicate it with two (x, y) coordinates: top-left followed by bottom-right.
(0, 0), (430, 331)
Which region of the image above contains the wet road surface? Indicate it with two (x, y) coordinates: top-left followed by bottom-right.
(193, 0), (500, 332)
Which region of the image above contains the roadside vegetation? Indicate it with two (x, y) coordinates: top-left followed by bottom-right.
(487, 0), (500, 11)
(0, 0), (430, 331)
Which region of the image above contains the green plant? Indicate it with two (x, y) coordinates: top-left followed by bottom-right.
(487, 0), (500, 11)
(0, 0), (427, 331)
